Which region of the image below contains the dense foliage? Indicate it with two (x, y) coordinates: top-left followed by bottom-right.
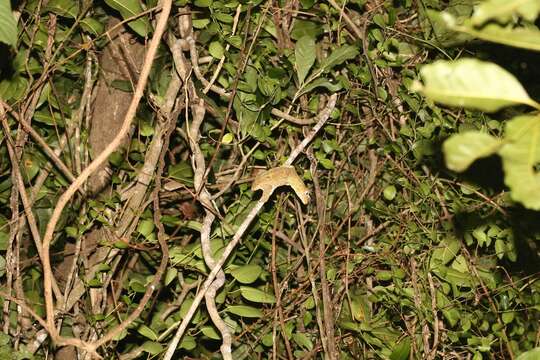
(0, 0), (538, 359)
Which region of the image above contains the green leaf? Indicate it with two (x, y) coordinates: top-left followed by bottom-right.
(0, 0), (17, 46)
(495, 239), (506, 259)
(214, 13), (233, 23)
(194, 0), (212, 7)
(168, 161), (194, 186)
(230, 264), (262, 284)
(517, 347), (540, 360)
(201, 326), (221, 340)
(424, 10), (474, 47)
(137, 325), (158, 341)
(104, 0), (150, 37)
(137, 219), (155, 238)
(319, 45), (359, 72)
(34, 111), (65, 127)
(432, 265), (472, 287)
(295, 36), (316, 84)
(292, 332), (313, 350)
(209, 41), (224, 58)
(80, 18), (105, 36)
(472, 0), (540, 25)
(390, 337), (411, 360)
(499, 115), (540, 209)
(297, 77), (342, 98)
(45, 0), (79, 18)
(443, 131), (503, 172)
(193, 18), (210, 29)
(383, 185), (397, 201)
(0, 231), (8, 251)
(240, 286), (276, 304)
(179, 336), (196, 350)
(22, 153), (41, 182)
(318, 157), (335, 170)
(226, 305), (263, 318)
(165, 267), (177, 286)
(222, 133), (234, 144)
(139, 121), (154, 137)
(291, 20), (323, 40)
(414, 59), (538, 112)
(455, 23), (540, 52)
(430, 237), (461, 269)
(141, 341), (163, 355)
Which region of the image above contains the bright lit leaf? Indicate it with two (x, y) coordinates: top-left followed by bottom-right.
(0, 0), (17, 46)
(222, 133), (234, 144)
(414, 59), (538, 112)
(500, 115), (540, 209)
(472, 0), (540, 25)
(516, 347), (540, 360)
(383, 185), (397, 201)
(455, 23), (540, 52)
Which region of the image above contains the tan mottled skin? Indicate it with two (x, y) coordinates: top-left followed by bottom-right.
(252, 166), (310, 204)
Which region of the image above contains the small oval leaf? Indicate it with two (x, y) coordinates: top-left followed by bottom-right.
(230, 264), (262, 284)
(240, 286), (276, 304)
(226, 305), (263, 318)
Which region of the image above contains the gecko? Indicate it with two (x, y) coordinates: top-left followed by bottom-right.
(251, 165), (310, 205)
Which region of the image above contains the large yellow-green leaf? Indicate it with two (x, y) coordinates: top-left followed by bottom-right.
(456, 23), (540, 52)
(443, 131), (503, 172)
(0, 0), (17, 46)
(104, 0), (150, 37)
(414, 59), (538, 112)
(517, 347), (540, 360)
(499, 115), (540, 209)
(472, 0), (540, 25)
